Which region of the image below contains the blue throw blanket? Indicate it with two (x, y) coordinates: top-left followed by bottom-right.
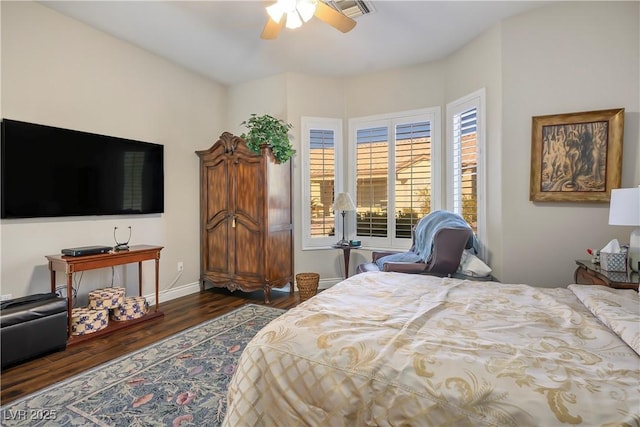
(413, 210), (475, 262)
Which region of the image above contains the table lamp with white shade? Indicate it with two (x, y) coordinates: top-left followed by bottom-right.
(333, 192), (356, 246)
(609, 186), (640, 272)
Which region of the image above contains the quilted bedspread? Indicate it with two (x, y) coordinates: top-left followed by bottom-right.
(224, 272), (640, 426)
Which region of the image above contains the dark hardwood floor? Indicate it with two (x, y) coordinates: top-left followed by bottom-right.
(0, 287), (300, 405)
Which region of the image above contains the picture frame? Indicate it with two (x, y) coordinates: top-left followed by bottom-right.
(529, 108), (624, 202)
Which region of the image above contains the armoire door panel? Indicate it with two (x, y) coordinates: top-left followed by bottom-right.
(233, 214), (260, 233)
(234, 222), (262, 277)
(233, 158), (263, 225)
(206, 219), (230, 273)
(205, 160), (229, 223)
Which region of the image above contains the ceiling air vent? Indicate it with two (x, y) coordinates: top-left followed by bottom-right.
(325, 0), (375, 19)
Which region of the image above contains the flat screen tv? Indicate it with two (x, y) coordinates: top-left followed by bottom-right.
(1, 119), (164, 219)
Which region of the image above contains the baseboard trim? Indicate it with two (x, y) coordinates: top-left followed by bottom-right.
(283, 277), (342, 292)
(146, 277), (345, 303)
(144, 281), (201, 305)
(318, 277), (343, 289)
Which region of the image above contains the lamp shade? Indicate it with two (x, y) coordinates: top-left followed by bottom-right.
(333, 193), (356, 212)
(609, 187), (640, 226)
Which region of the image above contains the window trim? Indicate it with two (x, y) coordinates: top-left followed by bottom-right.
(301, 116), (343, 250)
(348, 107), (442, 251)
(446, 88), (486, 258)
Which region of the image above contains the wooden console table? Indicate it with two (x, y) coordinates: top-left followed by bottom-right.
(574, 259), (639, 291)
(46, 245), (164, 344)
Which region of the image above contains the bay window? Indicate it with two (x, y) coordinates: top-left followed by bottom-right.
(447, 88), (486, 255)
(301, 90), (485, 254)
(350, 108), (441, 249)
(301, 117), (343, 249)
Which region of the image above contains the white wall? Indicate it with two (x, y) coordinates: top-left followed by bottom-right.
(286, 74), (348, 281)
(226, 73), (288, 138)
(2, 1), (638, 300)
(340, 62), (448, 271)
(227, 73), (350, 284)
(230, 1), (639, 287)
(443, 24), (504, 276)
(500, 1), (639, 286)
(0, 2), (227, 301)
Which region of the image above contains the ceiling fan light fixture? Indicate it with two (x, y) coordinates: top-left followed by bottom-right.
(285, 10), (303, 29)
(297, 0), (318, 22)
(261, 0), (356, 39)
(266, 2), (285, 23)
(266, 0), (317, 29)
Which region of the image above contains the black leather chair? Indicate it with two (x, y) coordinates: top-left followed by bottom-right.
(1, 293), (68, 369)
(357, 227), (473, 276)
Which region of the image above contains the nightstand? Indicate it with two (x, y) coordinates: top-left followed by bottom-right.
(574, 260), (639, 291)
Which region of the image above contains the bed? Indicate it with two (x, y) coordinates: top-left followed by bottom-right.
(224, 272), (640, 426)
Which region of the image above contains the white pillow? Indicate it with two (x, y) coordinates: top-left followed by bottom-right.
(458, 250), (492, 277)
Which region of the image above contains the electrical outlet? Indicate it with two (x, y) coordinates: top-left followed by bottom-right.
(177, 261), (184, 272)
(1, 294), (12, 301)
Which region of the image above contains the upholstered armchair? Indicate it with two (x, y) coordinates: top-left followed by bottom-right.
(356, 227), (473, 276)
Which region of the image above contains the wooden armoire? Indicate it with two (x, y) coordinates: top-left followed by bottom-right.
(195, 132), (293, 303)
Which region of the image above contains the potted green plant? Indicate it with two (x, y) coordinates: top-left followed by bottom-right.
(240, 114), (295, 163)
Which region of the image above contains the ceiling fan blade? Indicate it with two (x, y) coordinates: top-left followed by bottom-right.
(261, 16), (284, 39)
(314, 1), (356, 33)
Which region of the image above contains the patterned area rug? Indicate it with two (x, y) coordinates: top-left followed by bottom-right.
(0, 304), (284, 427)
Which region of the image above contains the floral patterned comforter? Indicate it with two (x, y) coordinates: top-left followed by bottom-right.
(224, 272), (640, 426)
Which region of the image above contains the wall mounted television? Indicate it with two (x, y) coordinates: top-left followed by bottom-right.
(1, 119), (164, 219)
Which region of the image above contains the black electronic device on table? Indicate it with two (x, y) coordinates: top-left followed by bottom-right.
(61, 245), (112, 257)
(113, 226), (131, 251)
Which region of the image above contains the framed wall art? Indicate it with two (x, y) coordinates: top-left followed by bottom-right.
(529, 108), (624, 202)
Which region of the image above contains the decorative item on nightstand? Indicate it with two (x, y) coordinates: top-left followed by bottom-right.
(333, 192), (356, 246)
(609, 186), (640, 272)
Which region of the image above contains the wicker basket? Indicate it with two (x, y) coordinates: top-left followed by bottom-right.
(296, 273), (320, 301)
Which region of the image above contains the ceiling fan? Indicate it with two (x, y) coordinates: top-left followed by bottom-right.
(261, 0), (357, 40)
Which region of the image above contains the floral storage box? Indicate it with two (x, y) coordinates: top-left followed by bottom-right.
(88, 287), (125, 309)
(111, 296), (149, 321)
(600, 251), (626, 272)
(71, 307), (109, 335)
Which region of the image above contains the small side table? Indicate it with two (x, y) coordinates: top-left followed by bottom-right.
(574, 260), (639, 291)
(332, 244), (362, 279)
